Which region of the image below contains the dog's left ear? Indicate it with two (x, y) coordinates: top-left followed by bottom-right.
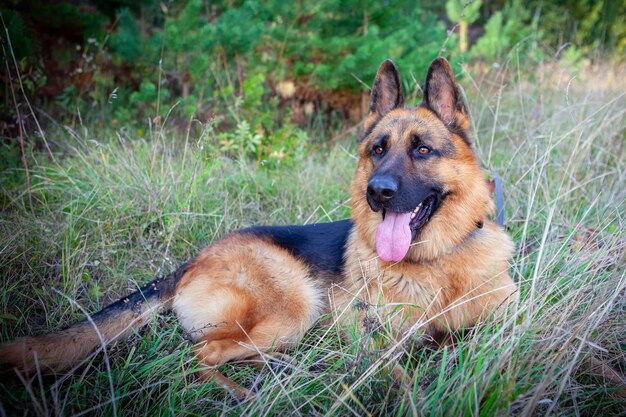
(422, 58), (472, 144)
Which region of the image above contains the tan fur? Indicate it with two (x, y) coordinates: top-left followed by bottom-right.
(341, 59), (516, 341)
(173, 233), (324, 360)
(331, 222), (515, 340)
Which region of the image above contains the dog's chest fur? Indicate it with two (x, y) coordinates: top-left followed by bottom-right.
(330, 224), (515, 339)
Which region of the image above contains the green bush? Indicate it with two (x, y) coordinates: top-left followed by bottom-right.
(2, 0), (623, 158)
(109, 8), (142, 62)
(470, 0), (535, 61)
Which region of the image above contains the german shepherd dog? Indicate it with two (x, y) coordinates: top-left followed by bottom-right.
(0, 58), (517, 398)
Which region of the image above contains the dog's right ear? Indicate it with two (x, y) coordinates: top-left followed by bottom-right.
(362, 60), (404, 138)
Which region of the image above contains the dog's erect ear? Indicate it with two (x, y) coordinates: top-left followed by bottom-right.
(363, 60), (404, 135)
(422, 58), (472, 143)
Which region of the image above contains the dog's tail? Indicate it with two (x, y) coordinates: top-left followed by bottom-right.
(0, 264), (189, 375)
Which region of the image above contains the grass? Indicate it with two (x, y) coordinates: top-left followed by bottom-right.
(0, 57), (624, 416)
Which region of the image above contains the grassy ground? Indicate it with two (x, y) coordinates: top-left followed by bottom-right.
(0, 59), (624, 416)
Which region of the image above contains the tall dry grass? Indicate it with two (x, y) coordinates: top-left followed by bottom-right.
(0, 57), (624, 416)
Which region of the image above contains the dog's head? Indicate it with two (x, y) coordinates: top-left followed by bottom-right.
(352, 58), (494, 263)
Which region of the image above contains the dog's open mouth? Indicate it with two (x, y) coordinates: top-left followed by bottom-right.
(375, 195), (437, 262)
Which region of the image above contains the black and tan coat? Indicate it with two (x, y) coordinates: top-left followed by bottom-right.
(0, 58), (517, 399)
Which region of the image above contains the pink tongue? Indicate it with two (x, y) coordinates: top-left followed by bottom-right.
(375, 211), (412, 262)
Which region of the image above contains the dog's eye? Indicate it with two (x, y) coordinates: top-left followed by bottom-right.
(373, 145), (384, 156)
(417, 146), (430, 155)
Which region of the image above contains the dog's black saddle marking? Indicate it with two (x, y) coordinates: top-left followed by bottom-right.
(242, 220), (353, 280)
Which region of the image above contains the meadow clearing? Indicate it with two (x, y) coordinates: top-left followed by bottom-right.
(0, 53), (624, 416)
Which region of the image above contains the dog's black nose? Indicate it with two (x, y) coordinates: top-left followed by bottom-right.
(367, 176), (397, 204)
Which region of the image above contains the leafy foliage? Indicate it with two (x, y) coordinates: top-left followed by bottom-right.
(446, 0), (482, 23)
(109, 8), (142, 62)
(530, 0), (626, 55)
(0, 0), (622, 159)
(470, 0), (534, 61)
